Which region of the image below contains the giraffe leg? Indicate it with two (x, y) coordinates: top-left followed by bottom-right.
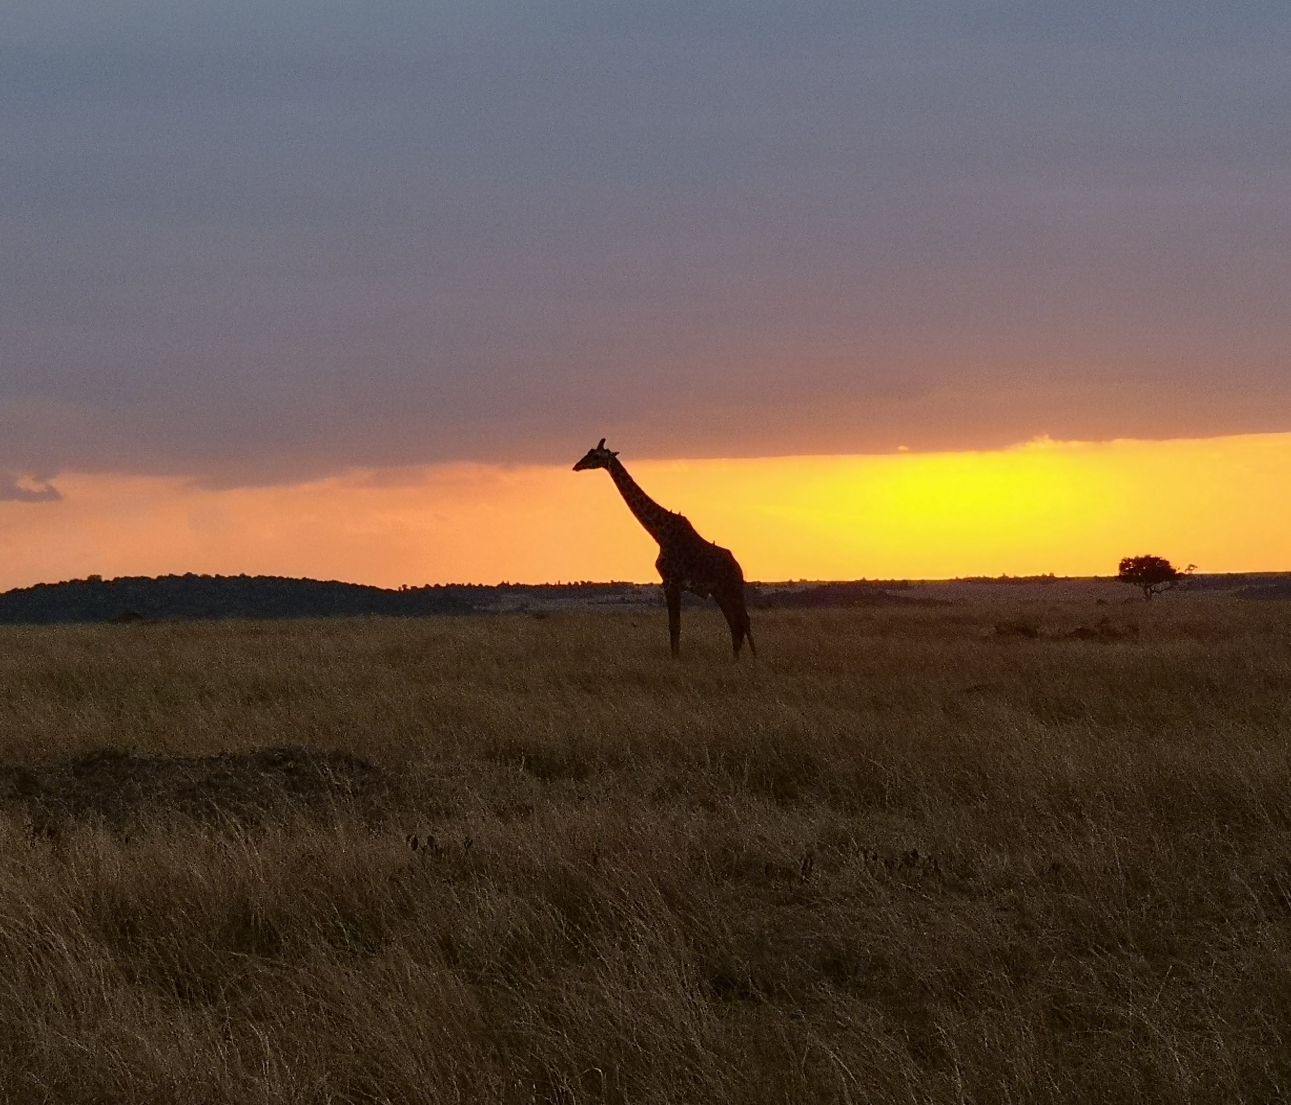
(664, 582), (681, 658)
(716, 588), (754, 658)
(715, 593), (742, 655)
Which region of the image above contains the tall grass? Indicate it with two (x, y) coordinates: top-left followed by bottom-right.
(1, 599), (1289, 1102)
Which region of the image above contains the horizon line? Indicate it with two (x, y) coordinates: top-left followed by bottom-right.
(7, 569), (1291, 595)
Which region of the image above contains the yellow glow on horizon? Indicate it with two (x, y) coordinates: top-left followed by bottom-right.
(606, 433), (1291, 580)
(0, 432), (1288, 590)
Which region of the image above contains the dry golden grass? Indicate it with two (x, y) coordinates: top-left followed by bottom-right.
(1, 598), (1290, 1103)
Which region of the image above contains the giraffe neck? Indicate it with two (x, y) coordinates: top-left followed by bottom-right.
(607, 457), (675, 545)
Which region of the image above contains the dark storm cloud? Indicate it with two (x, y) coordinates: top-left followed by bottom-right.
(2, 1), (1289, 482)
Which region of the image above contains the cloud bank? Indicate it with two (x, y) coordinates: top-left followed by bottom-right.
(3, 1), (1289, 484)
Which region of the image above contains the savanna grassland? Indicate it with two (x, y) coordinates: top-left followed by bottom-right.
(1, 596), (1290, 1104)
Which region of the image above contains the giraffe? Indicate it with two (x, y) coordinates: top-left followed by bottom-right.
(574, 439), (756, 658)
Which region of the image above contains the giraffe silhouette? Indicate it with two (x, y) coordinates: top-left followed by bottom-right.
(574, 439), (756, 658)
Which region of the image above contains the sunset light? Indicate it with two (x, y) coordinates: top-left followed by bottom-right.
(619, 433), (1291, 581)
(2, 432), (1287, 590)
(6, 3), (1291, 1095)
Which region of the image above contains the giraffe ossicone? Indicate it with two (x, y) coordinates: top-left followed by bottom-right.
(573, 439), (756, 658)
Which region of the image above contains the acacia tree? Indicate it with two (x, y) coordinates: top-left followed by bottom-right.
(1117, 555), (1195, 601)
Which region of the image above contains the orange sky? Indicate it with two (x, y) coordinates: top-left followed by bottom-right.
(0, 432), (1288, 591)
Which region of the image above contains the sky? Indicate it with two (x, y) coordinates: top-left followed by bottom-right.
(2, 2), (1289, 585)
(3, 434), (1290, 588)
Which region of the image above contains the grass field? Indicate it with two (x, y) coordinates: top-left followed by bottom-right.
(1, 597), (1290, 1103)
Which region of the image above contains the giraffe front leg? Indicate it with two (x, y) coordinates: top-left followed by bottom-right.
(664, 581), (682, 658)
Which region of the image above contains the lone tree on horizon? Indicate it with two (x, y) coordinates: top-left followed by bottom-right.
(1118, 555), (1194, 601)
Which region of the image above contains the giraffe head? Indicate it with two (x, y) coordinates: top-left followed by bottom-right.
(573, 438), (619, 471)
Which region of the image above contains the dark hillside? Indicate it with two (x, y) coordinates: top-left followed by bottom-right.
(0, 575), (485, 624)
(4, 572), (1286, 626)
(0, 575), (670, 625)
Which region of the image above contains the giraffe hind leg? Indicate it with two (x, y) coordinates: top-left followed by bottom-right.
(716, 590), (753, 658)
(665, 582), (681, 658)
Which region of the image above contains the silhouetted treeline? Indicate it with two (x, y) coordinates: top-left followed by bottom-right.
(0, 575), (651, 625)
(3, 572), (1284, 626)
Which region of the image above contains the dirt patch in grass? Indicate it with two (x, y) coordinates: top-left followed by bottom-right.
(0, 746), (389, 831)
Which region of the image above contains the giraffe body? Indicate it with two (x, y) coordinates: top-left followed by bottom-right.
(574, 440), (755, 658)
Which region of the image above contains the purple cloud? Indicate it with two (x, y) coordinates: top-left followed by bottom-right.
(0, 474), (61, 503)
(1, 2), (1289, 483)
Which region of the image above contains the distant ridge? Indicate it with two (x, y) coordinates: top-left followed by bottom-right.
(0, 574), (931, 625)
(0, 575), (693, 625)
(0, 574), (656, 625)
(752, 580), (944, 609)
(0, 575), (483, 624)
(2, 571), (1286, 626)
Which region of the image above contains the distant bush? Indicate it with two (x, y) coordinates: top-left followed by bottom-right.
(1117, 555), (1194, 601)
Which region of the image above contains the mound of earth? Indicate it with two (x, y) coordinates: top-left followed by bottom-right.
(0, 746), (389, 832)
